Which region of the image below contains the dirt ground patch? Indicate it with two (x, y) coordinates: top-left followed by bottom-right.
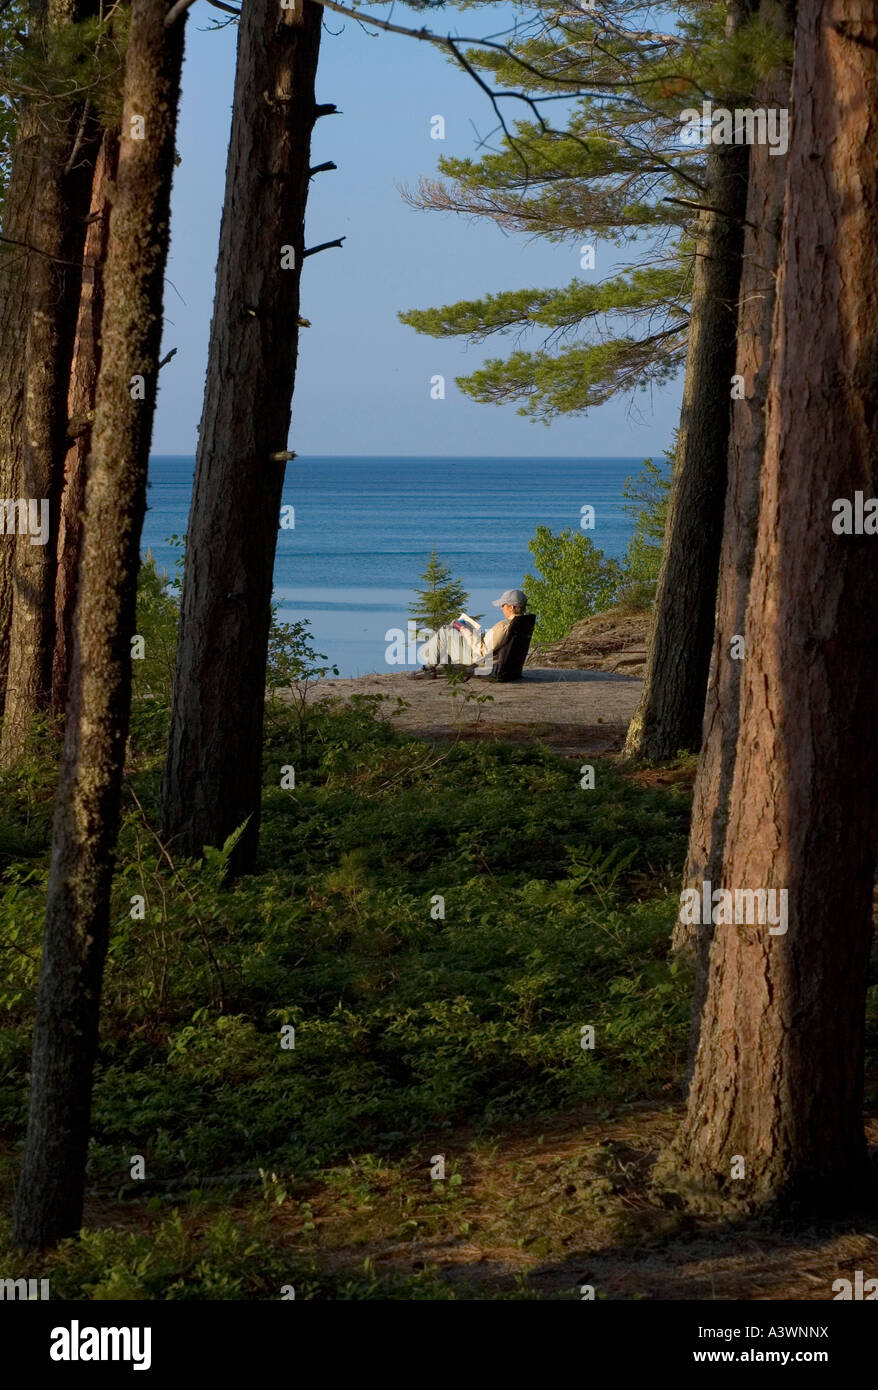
(302, 667), (643, 756)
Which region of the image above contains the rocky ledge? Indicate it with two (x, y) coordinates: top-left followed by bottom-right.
(529, 606), (650, 678)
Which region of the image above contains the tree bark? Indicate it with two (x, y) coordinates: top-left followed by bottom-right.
(0, 3), (102, 763)
(52, 128), (119, 718)
(668, 0), (878, 1213)
(161, 0), (323, 872)
(622, 0), (755, 763)
(671, 0), (796, 1012)
(0, 27), (46, 713)
(13, 0), (185, 1250)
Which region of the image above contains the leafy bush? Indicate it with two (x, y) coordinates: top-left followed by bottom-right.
(129, 553), (180, 753)
(266, 610), (337, 691)
(523, 524), (620, 643)
(616, 453), (672, 610)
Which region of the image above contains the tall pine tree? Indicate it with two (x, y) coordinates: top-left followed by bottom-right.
(161, 0), (324, 872)
(13, 0), (185, 1250)
(667, 0), (878, 1213)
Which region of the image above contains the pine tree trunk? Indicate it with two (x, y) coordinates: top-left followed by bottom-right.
(161, 0), (323, 872)
(0, 62), (45, 712)
(668, 0), (878, 1212)
(0, 5), (101, 763)
(13, 0), (185, 1250)
(622, 0), (755, 763)
(52, 128), (119, 718)
(671, 0), (795, 1001)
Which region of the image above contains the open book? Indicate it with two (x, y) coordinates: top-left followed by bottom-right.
(455, 612), (482, 632)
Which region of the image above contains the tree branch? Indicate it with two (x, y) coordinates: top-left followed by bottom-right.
(164, 0), (200, 25)
(316, 0), (654, 87)
(663, 196), (756, 228)
(64, 101), (91, 177)
(315, 1), (700, 183)
(303, 236), (345, 257)
(0, 232), (82, 268)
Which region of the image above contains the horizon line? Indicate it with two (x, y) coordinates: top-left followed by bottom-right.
(149, 452), (651, 460)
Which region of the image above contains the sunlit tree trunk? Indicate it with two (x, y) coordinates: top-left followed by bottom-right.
(0, 0), (102, 763)
(669, 0), (878, 1212)
(623, 0), (756, 762)
(13, 0), (185, 1250)
(0, 8), (48, 713)
(671, 1), (796, 1046)
(52, 128), (119, 718)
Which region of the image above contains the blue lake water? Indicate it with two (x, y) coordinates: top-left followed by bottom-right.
(143, 455), (650, 677)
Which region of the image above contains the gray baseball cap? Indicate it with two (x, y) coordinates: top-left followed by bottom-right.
(492, 588), (527, 609)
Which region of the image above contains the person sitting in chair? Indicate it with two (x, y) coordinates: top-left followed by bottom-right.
(412, 588), (528, 677)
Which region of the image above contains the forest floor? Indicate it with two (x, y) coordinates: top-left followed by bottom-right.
(3, 585), (877, 1300)
(64, 1101), (878, 1301)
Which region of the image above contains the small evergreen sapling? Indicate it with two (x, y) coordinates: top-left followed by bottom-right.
(409, 548), (477, 631)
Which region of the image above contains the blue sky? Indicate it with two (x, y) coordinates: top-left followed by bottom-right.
(153, 1), (683, 457)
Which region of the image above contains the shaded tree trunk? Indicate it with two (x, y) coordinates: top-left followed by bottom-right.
(0, 3), (102, 763)
(161, 0), (324, 872)
(668, 0), (878, 1212)
(623, 0), (755, 763)
(671, 0), (796, 1021)
(52, 128), (119, 717)
(13, 0), (185, 1250)
(0, 36), (45, 713)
